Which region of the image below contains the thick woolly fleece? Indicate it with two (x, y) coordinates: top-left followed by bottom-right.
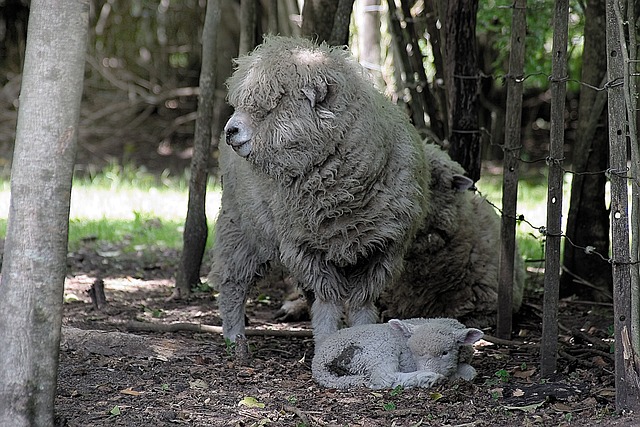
(311, 318), (484, 390)
(208, 36), (523, 345)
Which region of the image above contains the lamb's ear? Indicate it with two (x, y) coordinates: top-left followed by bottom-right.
(302, 81), (328, 108)
(459, 328), (484, 345)
(452, 174), (475, 191)
(389, 319), (414, 338)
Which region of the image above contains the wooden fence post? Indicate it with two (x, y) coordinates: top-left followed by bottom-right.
(606, 0), (640, 412)
(540, 0), (568, 377)
(497, 0), (526, 339)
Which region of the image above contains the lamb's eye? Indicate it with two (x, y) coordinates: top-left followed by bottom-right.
(441, 350), (449, 356)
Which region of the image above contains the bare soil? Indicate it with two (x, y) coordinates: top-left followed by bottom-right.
(54, 245), (637, 427)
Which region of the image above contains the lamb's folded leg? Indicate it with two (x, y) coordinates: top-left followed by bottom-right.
(392, 371), (446, 389)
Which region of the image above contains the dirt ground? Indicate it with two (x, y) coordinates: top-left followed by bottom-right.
(53, 244), (638, 427)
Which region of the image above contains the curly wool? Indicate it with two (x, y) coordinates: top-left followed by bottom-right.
(210, 36), (433, 342)
(311, 317), (483, 390)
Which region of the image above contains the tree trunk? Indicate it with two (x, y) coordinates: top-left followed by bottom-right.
(301, 0), (339, 43)
(173, 0), (222, 300)
(496, 0), (526, 340)
(606, 0), (640, 411)
(0, 1), (88, 425)
(356, 0), (384, 89)
(560, 0), (612, 301)
(540, 0), (569, 378)
(443, 0), (482, 182)
(329, 0), (355, 46)
(239, 0), (257, 55)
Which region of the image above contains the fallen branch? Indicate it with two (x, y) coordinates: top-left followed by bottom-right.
(126, 320), (313, 338)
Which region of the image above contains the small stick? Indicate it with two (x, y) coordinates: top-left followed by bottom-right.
(126, 320), (313, 338)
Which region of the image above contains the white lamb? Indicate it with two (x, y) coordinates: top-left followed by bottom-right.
(312, 318), (484, 390)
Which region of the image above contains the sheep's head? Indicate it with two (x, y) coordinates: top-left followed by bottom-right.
(224, 36), (366, 181)
(389, 319), (483, 378)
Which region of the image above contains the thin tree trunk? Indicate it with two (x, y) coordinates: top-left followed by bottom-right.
(173, 0), (221, 300)
(560, 0), (612, 301)
(496, 0), (526, 340)
(356, 0), (384, 89)
(386, 0), (426, 129)
(607, 0), (640, 412)
(540, 0), (569, 378)
(301, 0), (339, 43)
(443, 0), (481, 181)
(0, 1), (88, 424)
(329, 0), (355, 46)
(239, 0), (257, 55)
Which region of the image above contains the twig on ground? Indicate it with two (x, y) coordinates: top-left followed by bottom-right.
(283, 405), (312, 426)
(481, 334), (537, 347)
(126, 320), (313, 338)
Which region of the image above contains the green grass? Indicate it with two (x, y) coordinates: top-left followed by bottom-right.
(0, 163), (559, 263)
(476, 171), (572, 263)
(0, 164), (221, 253)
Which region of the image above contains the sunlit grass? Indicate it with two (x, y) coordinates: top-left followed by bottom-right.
(0, 164), (222, 253)
(0, 163), (566, 263)
(476, 170), (573, 263)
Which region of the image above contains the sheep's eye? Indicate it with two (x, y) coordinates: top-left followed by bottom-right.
(441, 350), (449, 356)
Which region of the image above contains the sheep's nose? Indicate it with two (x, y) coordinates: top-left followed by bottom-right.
(225, 125), (239, 144)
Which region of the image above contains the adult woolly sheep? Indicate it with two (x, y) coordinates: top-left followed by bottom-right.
(312, 318), (484, 390)
(209, 36), (523, 345)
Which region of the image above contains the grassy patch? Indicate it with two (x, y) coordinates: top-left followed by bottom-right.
(0, 164), (221, 253)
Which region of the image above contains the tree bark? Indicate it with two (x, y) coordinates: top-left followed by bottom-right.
(239, 0), (257, 55)
(496, 0), (526, 340)
(356, 0), (384, 89)
(540, 0), (568, 378)
(0, 1), (89, 425)
(560, 0), (612, 301)
(443, 0), (482, 182)
(606, 0), (640, 412)
(174, 0), (221, 300)
(301, 0), (339, 43)
(329, 0), (355, 46)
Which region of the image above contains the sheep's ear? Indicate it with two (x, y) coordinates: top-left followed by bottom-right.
(302, 82), (328, 108)
(389, 319), (414, 338)
(452, 174), (475, 191)
(459, 328), (484, 345)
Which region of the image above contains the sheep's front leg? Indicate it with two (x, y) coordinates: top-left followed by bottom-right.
(346, 250), (403, 327)
(311, 298), (343, 345)
(210, 213), (268, 342)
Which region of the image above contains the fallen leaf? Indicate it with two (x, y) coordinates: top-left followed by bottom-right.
(513, 368), (536, 379)
(238, 396), (265, 408)
(189, 379), (209, 390)
(553, 403), (573, 412)
(110, 406), (121, 416)
(512, 388), (525, 397)
(370, 392), (384, 398)
(120, 387), (144, 396)
(429, 392), (444, 401)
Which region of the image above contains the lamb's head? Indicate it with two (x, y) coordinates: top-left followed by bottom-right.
(389, 319), (483, 378)
(224, 36), (368, 181)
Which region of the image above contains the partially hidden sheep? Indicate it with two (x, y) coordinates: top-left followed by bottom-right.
(209, 35), (523, 346)
(311, 318), (484, 390)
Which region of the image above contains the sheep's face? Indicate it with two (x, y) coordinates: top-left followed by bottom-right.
(224, 36), (362, 181)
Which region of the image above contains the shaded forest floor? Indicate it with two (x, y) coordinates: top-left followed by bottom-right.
(54, 244), (637, 427)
